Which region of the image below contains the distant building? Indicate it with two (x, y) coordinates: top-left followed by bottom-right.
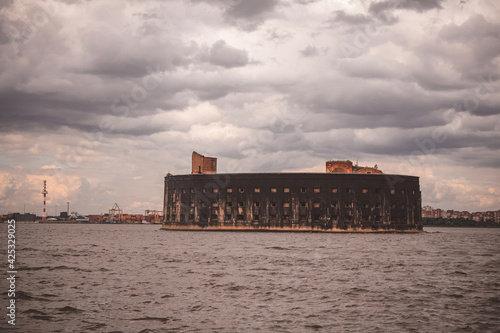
(461, 211), (471, 220)
(89, 215), (104, 223)
(472, 212), (483, 222)
(422, 205), (433, 218)
(484, 211), (495, 222)
(421, 206), (500, 223)
(7, 213), (36, 222)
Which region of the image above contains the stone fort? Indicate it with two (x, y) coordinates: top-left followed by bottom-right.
(162, 152), (422, 232)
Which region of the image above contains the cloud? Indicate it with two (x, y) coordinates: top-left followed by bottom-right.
(41, 165), (62, 170)
(300, 45), (319, 57)
(225, 0), (278, 19)
(331, 10), (373, 25)
(73, 29), (197, 78)
(193, 0), (280, 31)
(223, 0), (280, 30)
(369, 0), (444, 14)
(207, 40), (249, 68)
(438, 15), (500, 80)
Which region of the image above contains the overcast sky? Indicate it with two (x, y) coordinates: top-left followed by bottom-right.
(1, 0), (499, 216)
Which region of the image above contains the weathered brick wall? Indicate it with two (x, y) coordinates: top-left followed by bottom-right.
(202, 156), (217, 174)
(355, 167), (383, 174)
(192, 151), (217, 174)
(326, 160), (353, 173)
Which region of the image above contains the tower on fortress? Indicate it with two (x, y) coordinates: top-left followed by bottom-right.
(326, 160), (383, 174)
(191, 151), (217, 174)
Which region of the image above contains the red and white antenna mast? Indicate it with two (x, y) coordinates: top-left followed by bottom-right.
(41, 180), (48, 221)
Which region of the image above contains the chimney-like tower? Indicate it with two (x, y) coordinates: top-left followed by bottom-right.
(192, 151), (217, 174)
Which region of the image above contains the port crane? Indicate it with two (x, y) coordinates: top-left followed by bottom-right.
(144, 210), (162, 223)
(108, 203), (123, 223)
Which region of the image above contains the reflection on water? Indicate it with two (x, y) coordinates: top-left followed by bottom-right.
(1, 225), (499, 332)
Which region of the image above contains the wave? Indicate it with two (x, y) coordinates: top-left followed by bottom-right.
(57, 306), (84, 314)
(131, 316), (171, 324)
(265, 246), (290, 250)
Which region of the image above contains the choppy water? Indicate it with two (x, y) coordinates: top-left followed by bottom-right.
(1, 224), (499, 332)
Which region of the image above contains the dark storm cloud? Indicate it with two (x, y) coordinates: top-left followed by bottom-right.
(251, 151), (318, 172)
(72, 30), (198, 79)
(300, 45), (319, 57)
(76, 58), (167, 79)
(133, 11), (161, 20)
(440, 15), (500, 41)
(266, 28), (291, 42)
(223, 0), (280, 30)
(412, 70), (471, 92)
(225, 0), (279, 19)
(299, 126), (500, 160)
(331, 10), (373, 25)
(0, 82), (186, 134)
(338, 58), (410, 80)
(0, 0), (14, 9)
(76, 34), (249, 78)
(296, 111), (447, 132)
(55, 0), (94, 4)
(0, 91), (104, 131)
(0, 21), (12, 45)
(443, 133), (500, 151)
(191, 0), (280, 30)
(289, 78), (447, 120)
(242, 113), (496, 162)
(438, 15), (500, 80)
(292, 0), (318, 5)
(210, 147), (247, 160)
(242, 131), (311, 155)
(451, 149), (500, 169)
(456, 103), (500, 117)
(398, 0), (444, 11)
(0, 92), (150, 136)
(194, 85), (233, 100)
(101, 124), (167, 137)
(207, 40), (249, 68)
(369, 0), (444, 14)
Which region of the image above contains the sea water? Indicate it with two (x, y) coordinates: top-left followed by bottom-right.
(1, 224), (499, 332)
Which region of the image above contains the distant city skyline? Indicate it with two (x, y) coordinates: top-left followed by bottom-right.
(1, 0), (499, 215)
(422, 205), (500, 223)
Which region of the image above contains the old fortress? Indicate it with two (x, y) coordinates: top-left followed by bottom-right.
(162, 152), (423, 232)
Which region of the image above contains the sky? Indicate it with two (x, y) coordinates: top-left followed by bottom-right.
(0, 0), (499, 216)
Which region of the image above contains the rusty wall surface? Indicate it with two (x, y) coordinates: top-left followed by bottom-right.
(163, 173), (422, 231)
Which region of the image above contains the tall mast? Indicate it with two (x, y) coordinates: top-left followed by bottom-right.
(41, 180), (48, 221)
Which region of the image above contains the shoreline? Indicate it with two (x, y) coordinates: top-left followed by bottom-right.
(5, 222), (498, 229)
(160, 224), (423, 233)
(34, 220), (161, 224)
(423, 224), (500, 228)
